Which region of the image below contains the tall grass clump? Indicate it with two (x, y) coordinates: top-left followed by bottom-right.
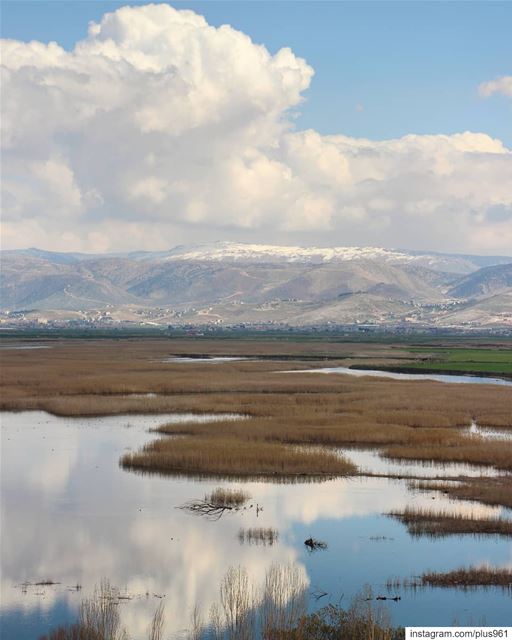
(408, 477), (512, 509)
(388, 567), (512, 591)
(388, 508), (512, 537)
(208, 488), (251, 508)
(121, 437), (356, 479)
(420, 566), (512, 589)
(238, 528), (278, 546)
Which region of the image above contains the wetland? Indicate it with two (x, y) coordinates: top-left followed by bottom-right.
(0, 337), (511, 638)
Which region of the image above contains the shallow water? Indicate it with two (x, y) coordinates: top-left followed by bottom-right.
(0, 343), (52, 350)
(290, 366), (512, 386)
(342, 447), (511, 478)
(1, 411), (511, 639)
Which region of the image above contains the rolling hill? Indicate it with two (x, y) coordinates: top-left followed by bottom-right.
(1, 242), (510, 328)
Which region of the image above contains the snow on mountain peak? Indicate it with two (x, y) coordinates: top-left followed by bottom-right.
(164, 242), (414, 264)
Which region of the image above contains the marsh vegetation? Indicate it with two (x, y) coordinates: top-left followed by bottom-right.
(191, 564), (403, 640)
(180, 487), (252, 519)
(388, 567), (512, 590)
(207, 488), (251, 508)
(39, 568), (404, 640)
(408, 477), (512, 509)
(238, 528), (279, 546)
(2, 337), (511, 491)
(420, 567), (512, 589)
(38, 579), (164, 640)
(2, 337), (511, 635)
(387, 507), (512, 538)
(121, 436), (356, 479)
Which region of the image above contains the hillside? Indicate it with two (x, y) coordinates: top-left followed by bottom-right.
(448, 263), (512, 299)
(1, 243), (511, 329)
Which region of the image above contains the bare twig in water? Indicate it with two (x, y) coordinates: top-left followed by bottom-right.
(180, 488), (251, 521)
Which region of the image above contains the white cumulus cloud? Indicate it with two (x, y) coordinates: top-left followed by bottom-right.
(1, 3), (511, 254)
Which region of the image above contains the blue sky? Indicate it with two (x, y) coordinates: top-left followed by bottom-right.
(2, 0), (511, 144)
(2, 1), (511, 253)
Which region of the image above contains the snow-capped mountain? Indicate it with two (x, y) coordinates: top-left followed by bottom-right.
(1, 242), (511, 328)
(160, 242), (511, 274)
(164, 242), (412, 264)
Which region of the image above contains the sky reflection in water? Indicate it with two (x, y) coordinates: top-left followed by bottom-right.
(1, 411), (511, 639)
(291, 366), (512, 387)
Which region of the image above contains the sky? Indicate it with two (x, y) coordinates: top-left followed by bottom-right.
(1, 1), (511, 255)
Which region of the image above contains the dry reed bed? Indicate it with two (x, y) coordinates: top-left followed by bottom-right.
(121, 436), (356, 479)
(1, 340), (510, 424)
(420, 567), (512, 589)
(205, 487), (250, 507)
(156, 415), (468, 447)
(383, 440), (512, 471)
(155, 416), (512, 473)
(2, 339), (511, 480)
(409, 477), (512, 509)
(387, 507), (512, 537)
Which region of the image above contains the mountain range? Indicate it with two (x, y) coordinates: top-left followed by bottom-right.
(1, 242), (511, 329)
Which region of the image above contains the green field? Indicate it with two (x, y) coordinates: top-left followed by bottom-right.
(403, 347), (512, 376)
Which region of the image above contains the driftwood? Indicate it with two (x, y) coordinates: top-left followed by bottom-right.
(179, 499), (244, 521)
(304, 537), (328, 551)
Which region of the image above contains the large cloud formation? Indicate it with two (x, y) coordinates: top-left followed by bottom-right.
(2, 3), (511, 253)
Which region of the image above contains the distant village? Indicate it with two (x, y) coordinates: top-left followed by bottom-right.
(1, 304), (511, 337)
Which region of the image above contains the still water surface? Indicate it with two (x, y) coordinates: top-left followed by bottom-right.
(292, 366), (512, 386)
(1, 411), (511, 639)
(340, 447), (511, 478)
